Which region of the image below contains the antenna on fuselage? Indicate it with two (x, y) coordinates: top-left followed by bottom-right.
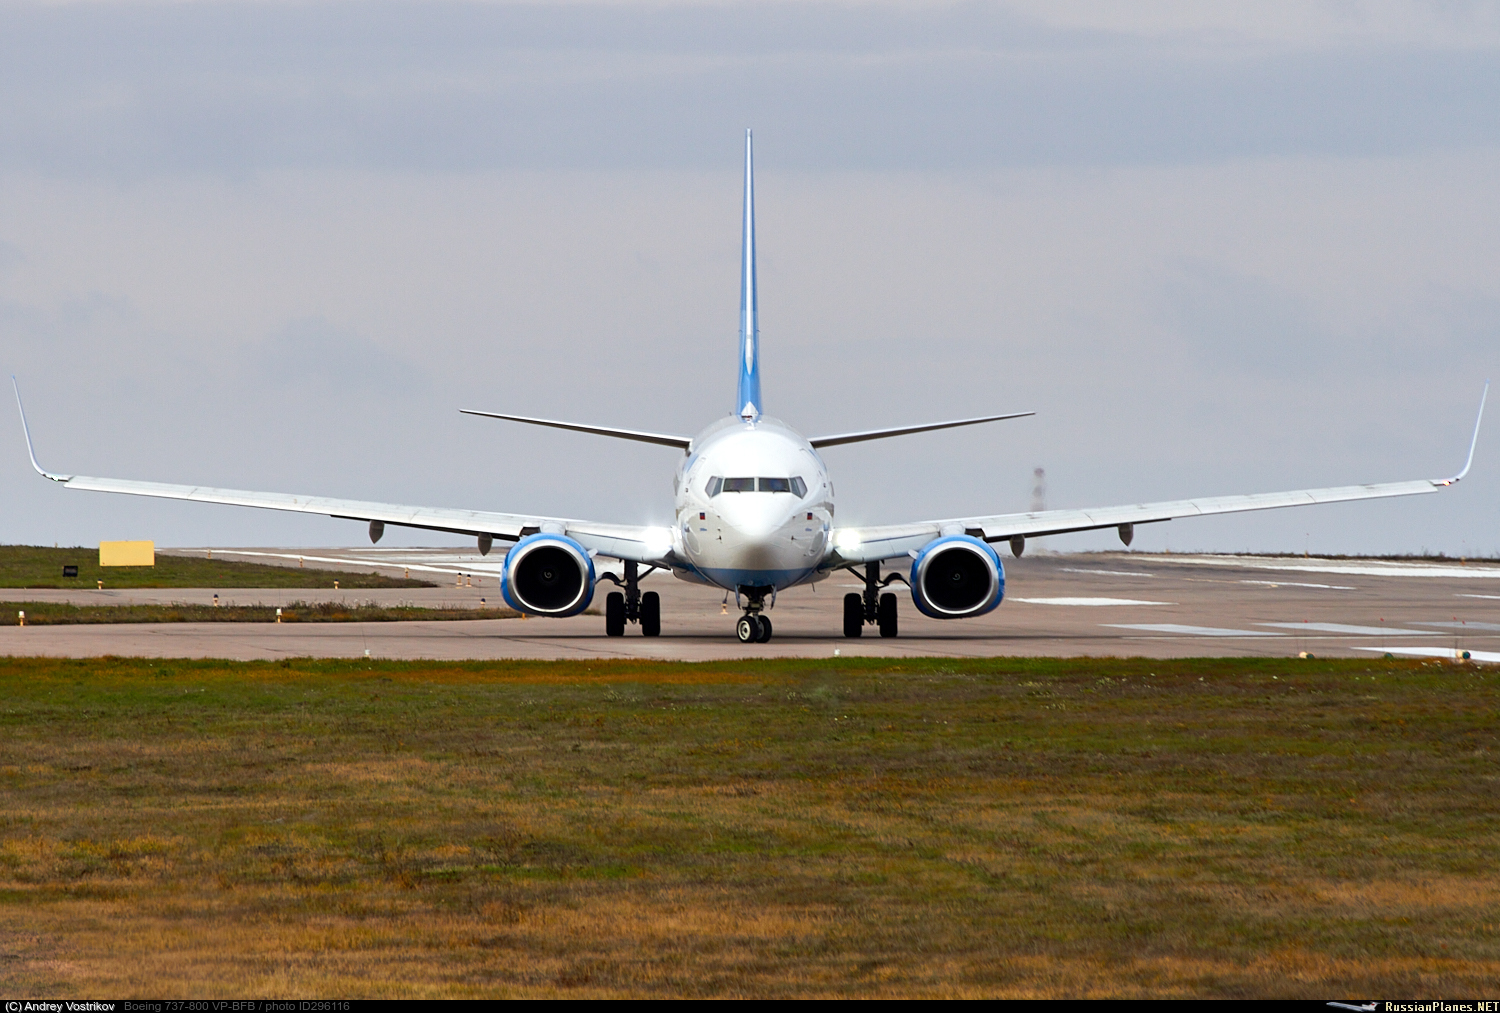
(738, 129), (760, 422)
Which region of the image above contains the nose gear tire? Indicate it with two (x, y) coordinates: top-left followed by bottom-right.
(756, 616), (772, 642)
(736, 615), (758, 643)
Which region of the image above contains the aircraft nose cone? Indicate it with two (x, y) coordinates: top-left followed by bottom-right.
(718, 496), (797, 539)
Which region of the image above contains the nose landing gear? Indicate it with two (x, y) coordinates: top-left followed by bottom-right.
(734, 587), (773, 643)
(600, 560), (661, 637)
(736, 614), (772, 643)
(842, 561), (906, 638)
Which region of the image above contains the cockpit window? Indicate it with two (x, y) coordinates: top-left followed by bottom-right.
(709, 476), (809, 496)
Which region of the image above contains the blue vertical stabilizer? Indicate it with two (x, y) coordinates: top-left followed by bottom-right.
(737, 129), (760, 421)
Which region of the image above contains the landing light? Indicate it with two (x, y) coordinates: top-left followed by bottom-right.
(644, 527), (673, 558)
(835, 530), (862, 551)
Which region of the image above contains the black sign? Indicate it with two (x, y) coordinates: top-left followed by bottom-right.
(62, 564), (79, 577)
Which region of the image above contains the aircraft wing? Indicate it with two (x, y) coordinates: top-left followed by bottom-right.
(828, 385), (1487, 567)
(28, 472), (673, 564)
(13, 381), (673, 565)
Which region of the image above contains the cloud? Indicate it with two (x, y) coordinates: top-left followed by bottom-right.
(1, 5), (1496, 554)
(247, 316), (426, 395)
(2, 2), (1500, 178)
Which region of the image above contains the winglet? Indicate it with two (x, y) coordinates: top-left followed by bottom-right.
(1435, 379), (1487, 486)
(11, 377), (71, 482)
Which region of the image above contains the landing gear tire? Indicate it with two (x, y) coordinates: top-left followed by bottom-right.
(843, 593), (863, 638)
(736, 615), (760, 643)
(878, 592), (898, 638)
(641, 591), (661, 637)
(756, 616), (772, 643)
(605, 592), (625, 637)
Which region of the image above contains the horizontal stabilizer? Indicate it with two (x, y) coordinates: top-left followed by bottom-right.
(809, 412), (1034, 449)
(460, 410), (692, 450)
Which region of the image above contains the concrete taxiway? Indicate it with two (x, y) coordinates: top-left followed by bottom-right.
(0, 547), (1497, 661)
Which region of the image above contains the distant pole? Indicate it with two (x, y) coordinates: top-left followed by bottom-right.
(1030, 467), (1047, 552)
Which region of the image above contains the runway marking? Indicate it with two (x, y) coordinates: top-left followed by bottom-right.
(1458, 594), (1500, 600)
(1060, 568), (1155, 578)
(1353, 646), (1500, 663)
(1415, 621), (1500, 632)
(1103, 624), (1283, 637)
(1256, 622), (1428, 636)
(200, 549), (499, 577)
(1240, 580), (1355, 590)
(1131, 555), (1500, 580)
(1015, 597), (1173, 606)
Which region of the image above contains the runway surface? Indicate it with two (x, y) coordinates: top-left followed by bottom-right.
(1, 547), (1498, 661)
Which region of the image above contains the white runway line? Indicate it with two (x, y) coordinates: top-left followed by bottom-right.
(1458, 594), (1500, 600)
(1014, 597), (1174, 606)
(1132, 555), (1500, 580)
(1415, 621), (1500, 632)
(206, 549), (501, 577)
(1059, 568), (1155, 578)
(1354, 646), (1500, 663)
(1240, 580), (1355, 590)
(1256, 622), (1429, 636)
(1103, 624), (1284, 637)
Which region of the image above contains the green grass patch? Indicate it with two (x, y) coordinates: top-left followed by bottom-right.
(4, 600), (518, 624)
(0, 655), (1496, 996)
(0, 544), (435, 588)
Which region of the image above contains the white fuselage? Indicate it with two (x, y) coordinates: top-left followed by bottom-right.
(672, 416), (834, 592)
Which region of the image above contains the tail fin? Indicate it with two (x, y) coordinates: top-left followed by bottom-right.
(737, 129), (760, 421)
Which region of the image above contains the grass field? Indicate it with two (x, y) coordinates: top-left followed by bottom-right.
(0, 545), (434, 589)
(2, 600), (520, 625)
(1, 655), (1496, 997)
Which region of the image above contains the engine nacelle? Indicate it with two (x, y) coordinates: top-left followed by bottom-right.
(500, 533), (596, 617)
(909, 534), (1005, 619)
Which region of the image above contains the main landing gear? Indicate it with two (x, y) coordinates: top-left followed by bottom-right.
(735, 587), (773, 643)
(843, 561), (905, 638)
(601, 560), (660, 637)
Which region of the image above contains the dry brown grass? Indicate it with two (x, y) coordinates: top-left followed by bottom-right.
(0, 655), (1496, 996)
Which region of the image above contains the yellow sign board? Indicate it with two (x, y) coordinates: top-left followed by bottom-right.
(99, 541), (155, 567)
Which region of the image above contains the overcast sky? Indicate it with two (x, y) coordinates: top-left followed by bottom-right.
(2, 0), (1498, 556)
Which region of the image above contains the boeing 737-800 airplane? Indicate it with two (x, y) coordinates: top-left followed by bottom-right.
(14, 131), (1488, 643)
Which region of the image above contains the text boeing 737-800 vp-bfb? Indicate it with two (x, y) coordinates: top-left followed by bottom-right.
(12, 131), (1490, 643)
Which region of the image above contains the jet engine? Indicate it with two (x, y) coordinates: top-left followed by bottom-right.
(500, 533), (596, 617)
(909, 534), (1005, 619)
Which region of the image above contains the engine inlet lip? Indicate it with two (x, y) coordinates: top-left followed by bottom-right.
(508, 539), (591, 615)
(915, 540), (1000, 616)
